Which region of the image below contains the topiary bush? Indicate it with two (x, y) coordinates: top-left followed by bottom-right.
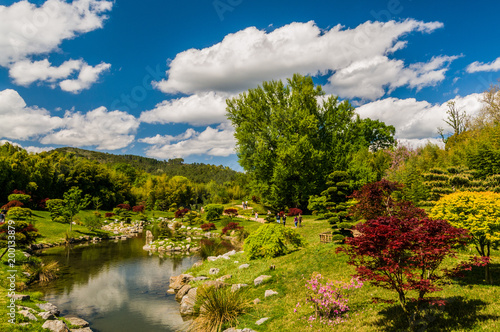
(205, 204), (224, 221)
(6, 207), (32, 220)
(244, 223), (306, 259)
(7, 194), (31, 206)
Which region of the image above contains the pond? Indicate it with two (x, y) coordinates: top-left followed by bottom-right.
(33, 235), (200, 332)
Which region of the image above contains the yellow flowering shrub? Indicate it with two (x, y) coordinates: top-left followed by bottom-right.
(430, 191), (500, 256)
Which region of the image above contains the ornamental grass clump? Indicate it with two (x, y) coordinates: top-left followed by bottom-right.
(191, 285), (251, 332)
(295, 273), (363, 327)
(199, 238), (235, 260)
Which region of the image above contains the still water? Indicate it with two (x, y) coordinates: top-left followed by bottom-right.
(33, 236), (199, 332)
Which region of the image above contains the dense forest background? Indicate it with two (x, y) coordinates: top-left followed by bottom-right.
(0, 144), (248, 211)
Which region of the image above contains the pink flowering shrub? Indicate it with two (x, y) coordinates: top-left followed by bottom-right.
(295, 273), (363, 326)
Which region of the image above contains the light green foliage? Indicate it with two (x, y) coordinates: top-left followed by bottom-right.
(63, 187), (91, 232)
(185, 210), (202, 225)
(7, 194), (31, 205)
(423, 167), (500, 203)
(46, 198), (68, 223)
(205, 204), (224, 221)
(6, 207), (32, 220)
(193, 285), (251, 332)
(244, 223), (306, 259)
(226, 74), (395, 209)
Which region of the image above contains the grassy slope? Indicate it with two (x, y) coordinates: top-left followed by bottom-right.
(1, 211), (499, 331)
(185, 217), (500, 332)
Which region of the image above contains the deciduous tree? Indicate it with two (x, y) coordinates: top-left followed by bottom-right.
(338, 212), (472, 329)
(226, 74), (395, 209)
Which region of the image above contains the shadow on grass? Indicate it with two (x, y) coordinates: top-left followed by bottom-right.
(452, 263), (500, 286)
(373, 296), (498, 331)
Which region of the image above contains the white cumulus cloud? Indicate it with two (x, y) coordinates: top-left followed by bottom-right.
(355, 93), (484, 140)
(466, 57), (500, 73)
(40, 107), (140, 150)
(155, 19), (448, 100)
(142, 123), (235, 159)
(9, 59), (110, 92)
(0, 0), (112, 66)
(140, 92), (229, 126)
(0, 89), (64, 139)
(59, 62), (111, 93)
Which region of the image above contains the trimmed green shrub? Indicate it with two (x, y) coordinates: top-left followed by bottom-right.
(244, 223), (306, 259)
(7, 194), (31, 205)
(6, 207), (32, 220)
(205, 204), (224, 221)
(46, 199), (68, 223)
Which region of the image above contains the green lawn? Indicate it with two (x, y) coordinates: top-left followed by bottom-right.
(1, 211), (499, 331)
(184, 217), (500, 332)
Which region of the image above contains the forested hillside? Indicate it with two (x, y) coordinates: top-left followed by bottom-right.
(54, 147), (242, 184)
(0, 144), (248, 211)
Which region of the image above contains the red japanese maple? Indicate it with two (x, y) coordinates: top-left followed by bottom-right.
(338, 213), (472, 326)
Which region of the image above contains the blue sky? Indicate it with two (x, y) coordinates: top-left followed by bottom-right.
(1, 0), (499, 171)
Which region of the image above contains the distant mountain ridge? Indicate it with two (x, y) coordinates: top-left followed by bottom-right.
(54, 147), (242, 184)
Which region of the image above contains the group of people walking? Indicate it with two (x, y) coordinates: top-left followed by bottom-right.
(276, 212), (302, 227)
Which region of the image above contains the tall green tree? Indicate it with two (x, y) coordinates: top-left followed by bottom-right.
(226, 74), (395, 208)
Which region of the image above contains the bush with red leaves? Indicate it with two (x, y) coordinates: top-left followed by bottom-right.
(1, 200), (24, 210)
(175, 208), (190, 218)
(132, 205), (145, 213)
(287, 208), (302, 216)
(105, 212), (116, 218)
(338, 209), (482, 328)
(223, 208), (238, 218)
(117, 203), (131, 211)
(200, 223), (216, 231)
(222, 222), (243, 235)
(38, 198), (50, 209)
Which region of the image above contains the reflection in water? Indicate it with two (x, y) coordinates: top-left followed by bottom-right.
(33, 236), (199, 332)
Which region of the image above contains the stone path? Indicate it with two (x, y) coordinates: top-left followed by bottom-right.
(233, 205), (266, 223)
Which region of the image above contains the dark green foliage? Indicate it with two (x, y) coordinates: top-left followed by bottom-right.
(423, 167), (500, 203)
(112, 207), (132, 223)
(83, 215), (103, 231)
(199, 238), (235, 260)
(205, 204), (224, 221)
(308, 171), (353, 227)
(244, 223), (306, 259)
(151, 220), (173, 239)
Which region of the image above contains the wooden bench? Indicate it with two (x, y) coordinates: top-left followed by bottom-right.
(319, 231), (332, 243)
